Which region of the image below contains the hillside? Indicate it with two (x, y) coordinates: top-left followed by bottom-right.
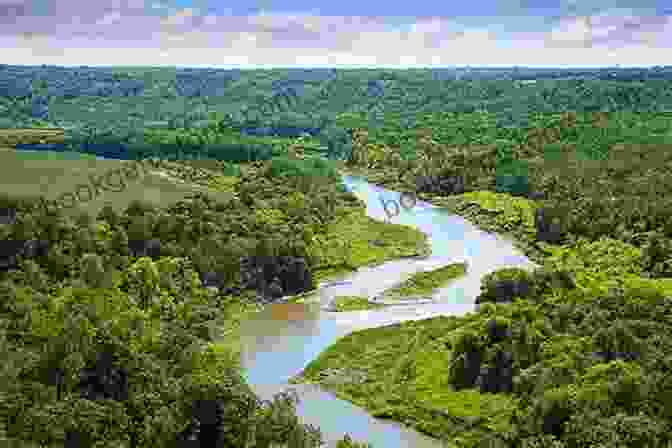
(1, 66), (672, 448)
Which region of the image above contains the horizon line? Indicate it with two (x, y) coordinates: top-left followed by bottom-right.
(3, 64), (670, 69)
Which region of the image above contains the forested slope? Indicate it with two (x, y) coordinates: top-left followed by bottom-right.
(2, 65), (672, 447)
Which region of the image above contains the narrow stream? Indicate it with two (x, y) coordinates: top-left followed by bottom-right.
(236, 175), (539, 447)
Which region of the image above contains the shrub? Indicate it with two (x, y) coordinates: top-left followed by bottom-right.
(266, 156), (339, 180)
(335, 433), (373, 448)
(476, 268), (533, 305)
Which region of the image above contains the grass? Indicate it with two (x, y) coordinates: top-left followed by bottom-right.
(310, 205), (431, 284)
(2, 129), (432, 312)
(209, 293), (265, 361)
(0, 148), (233, 218)
(285, 205), (433, 303)
(380, 262), (468, 301)
(449, 191), (537, 236)
(290, 315), (519, 446)
(340, 163), (546, 264)
(330, 295), (387, 311)
(428, 191), (548, 264)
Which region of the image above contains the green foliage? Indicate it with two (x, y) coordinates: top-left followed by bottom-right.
(335, 433), (373, 448)
(80, 253), (107, 289)
(296, 260), (672, 447)
(640, 231), (672, 277)
(381, 262), (468, 300)
(454, 191), (538, 235)
(0, 137), (435, 448)
(495, 158), (530, 196)
(481, 267), (533, 286)
(331, 295), (385, 312)
(265, 155), (339, 180)
(6, 66), (672, 448)
(217, 160), (241, 177)
(0, 261), (327, 448)
(541, 237), (643, 295)
(574, 360), (648, 413)
(452, 328), (485, 355)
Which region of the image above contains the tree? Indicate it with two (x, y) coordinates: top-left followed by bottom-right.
(125, 257), (161, 309)
(81, 253), (107, 289)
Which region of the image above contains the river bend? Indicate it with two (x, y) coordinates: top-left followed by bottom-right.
(236, 175), (538, 447)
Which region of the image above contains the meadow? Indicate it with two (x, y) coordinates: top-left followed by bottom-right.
(0, 146), (229, 218)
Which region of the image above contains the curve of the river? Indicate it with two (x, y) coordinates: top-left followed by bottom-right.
(236, 174), (539, 448)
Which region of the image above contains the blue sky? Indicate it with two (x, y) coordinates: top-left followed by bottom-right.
(0, 0), (670, 67)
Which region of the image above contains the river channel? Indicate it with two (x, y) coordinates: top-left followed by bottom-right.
(236, 174), (539, 447)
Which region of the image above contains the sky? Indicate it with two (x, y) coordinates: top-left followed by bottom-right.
(0, 0), (670, 68)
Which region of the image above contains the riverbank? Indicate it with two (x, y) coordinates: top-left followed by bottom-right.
(289, 313), (519, 447)
(320, 261), (469, 311)
(232, 207), (433, 308)
(336, 165), (547, 266)
(210, 173), (436, 364)
(311, 204), (432, 285)
(288, 170), (531, 446)
(238, 173), (543, 448)
(379, 262), (468, 301)
(281, 196), (432, 306)
(269, 172), (538, 447)
(294, 164), (672, 448)
(326, 295), (387, 311)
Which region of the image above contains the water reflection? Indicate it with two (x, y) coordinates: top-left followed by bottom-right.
(240, 302), (336, 385)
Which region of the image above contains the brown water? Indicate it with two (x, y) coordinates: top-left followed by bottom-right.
(236, 175), (538, 447)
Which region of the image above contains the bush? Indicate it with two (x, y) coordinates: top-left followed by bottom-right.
(266, 156), (339, 180)
(534, 208), (564, 244)
(335, 433), (373, 448)
(541, 237), (643, 295)
(476, 268), (533, 305)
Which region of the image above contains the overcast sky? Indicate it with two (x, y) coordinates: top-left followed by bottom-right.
(1, 0), (670, 67)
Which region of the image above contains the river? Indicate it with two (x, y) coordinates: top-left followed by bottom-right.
(236, 174), (539, 447)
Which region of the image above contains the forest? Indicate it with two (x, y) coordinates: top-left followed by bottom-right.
(1, 64), (672, 447)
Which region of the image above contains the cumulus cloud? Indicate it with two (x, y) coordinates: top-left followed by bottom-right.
(0, 4), (669, 66)
(96, 11), (123, 26)
(542, 10), (671, 49)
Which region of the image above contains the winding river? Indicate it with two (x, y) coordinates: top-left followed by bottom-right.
(237, 174), (539, 447)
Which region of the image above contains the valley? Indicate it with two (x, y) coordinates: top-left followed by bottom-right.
(2, 65), (672, 448)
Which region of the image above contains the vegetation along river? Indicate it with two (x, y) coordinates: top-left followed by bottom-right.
(235, 174), (539, 447)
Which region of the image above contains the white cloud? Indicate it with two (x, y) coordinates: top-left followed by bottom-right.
(203, 14), (217, 26)
(409, 17), (447, 34)
(95, 11), (122, 26)
(1, 11), (670, 67)
(160, 7), (196, 27)
(546, 16), (593, 46)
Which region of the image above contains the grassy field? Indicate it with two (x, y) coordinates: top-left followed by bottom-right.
(338, 165), (548, 265)
(380, 262), (469, 301)
(2, 128), (433, 295)
(287, 205), (433, 303)
(308, 205), (432, 285)
(290, 314), (518, 446)
(0, 148), (233, 218)
(330, 295), (387, 311)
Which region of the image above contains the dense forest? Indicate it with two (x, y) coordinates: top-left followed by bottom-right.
(3, 64), (672, 137)
(2, 64), (672, 447)
(0, 155), (386, 447)
(319, 104), (672, 446)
